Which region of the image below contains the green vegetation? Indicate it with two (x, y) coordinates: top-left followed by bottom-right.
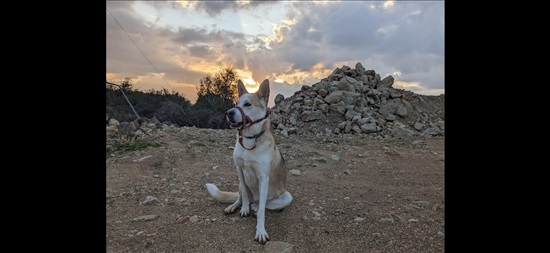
(106, 140), (164, 157)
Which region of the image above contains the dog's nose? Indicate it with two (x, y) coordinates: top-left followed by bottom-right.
(226, 110), (235, 117)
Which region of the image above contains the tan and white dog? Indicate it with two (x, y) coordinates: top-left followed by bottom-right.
(205, 79), (293, 244)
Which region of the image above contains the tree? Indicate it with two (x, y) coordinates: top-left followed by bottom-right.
(120, 77), (134, 91)
(193, 66), (239, 129)
(196, 67), (238, 104)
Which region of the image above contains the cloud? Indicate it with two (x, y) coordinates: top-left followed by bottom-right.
(171, 27), (247, 45)
(255, 1), (444, 94)
(172, 0), (280, 17)
(107, 0), (444, 104)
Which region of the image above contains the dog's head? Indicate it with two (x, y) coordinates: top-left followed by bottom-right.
(226, 79), (270, 129)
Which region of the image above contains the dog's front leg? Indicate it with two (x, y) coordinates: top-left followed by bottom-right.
(254, 173), (270, 244)
(238, 167), (251, 217)
(224, 166), (245, 214)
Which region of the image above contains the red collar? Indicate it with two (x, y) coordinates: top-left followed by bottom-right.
(234, 106), (269, 150)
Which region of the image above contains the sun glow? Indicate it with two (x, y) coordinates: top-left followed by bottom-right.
(241, 77), (259, 93)
(235, 62), (261, 93)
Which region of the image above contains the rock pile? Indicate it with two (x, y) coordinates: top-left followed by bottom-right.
(269, 62), (444, 139)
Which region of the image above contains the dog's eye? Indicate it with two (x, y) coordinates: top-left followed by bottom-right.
(244, 102), (251, 107)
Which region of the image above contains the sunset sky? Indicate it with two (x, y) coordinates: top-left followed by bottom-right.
(106, 0), (444, 106)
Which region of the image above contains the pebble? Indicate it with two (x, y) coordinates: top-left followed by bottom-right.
(132, 215), (159, 222)
(139, 196), (159, 206)
(289, 169), (302, 176)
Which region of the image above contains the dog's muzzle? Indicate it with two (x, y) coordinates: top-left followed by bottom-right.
(226, 108), (243, 128)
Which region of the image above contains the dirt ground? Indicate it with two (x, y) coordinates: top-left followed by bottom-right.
(106, 126), (444, 253)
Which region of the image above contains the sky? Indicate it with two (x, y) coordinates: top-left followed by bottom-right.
(106, 0), (444, 107)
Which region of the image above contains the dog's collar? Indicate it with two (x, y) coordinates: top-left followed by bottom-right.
(244, 130), (265, 140)
(234, 106), (270, 128)
(234, 106), (270, 150)
(238, 128), (266, 150)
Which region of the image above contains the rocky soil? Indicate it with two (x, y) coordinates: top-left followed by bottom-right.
(106, 127), (444, 253)
(106, 62), (444, 252)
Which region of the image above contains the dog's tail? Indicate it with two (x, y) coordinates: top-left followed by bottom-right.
(205, 183), (239, 203)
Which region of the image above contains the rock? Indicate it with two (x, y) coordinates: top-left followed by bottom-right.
(298, 110), (324, 122)
(289, 169), (302, 176)
(354, 217), (365, 222)
(264, 241), (295, 253)
(260, 61), (444, 138)
(413, 200), (432, 208)
(139, 196), (159, 206)
(361, 123), (380, 133)
(396, 106), (408, 117)
(189, 215), (199, 222)
(324, 91), (343, 104)
(355, 62), (366, 75)
(274, 94), (285, 104)
(378, 217), (394, 223)
(423, 127), (440, 136)
(109, 118), (120, 126)
(133, 155), (152, 162)
(132, 215), (159, 222)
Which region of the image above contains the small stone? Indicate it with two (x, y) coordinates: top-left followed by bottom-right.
(132, 215), (159, 222)
(354, 217), (365, 222)
(139, 196), (159, 206)
(378, 217), (394, 223)
(264, 241), (295, 253)
(413, 200), (431, 208)
(289, 169), (302, 176)
(189, 215), (199, 223)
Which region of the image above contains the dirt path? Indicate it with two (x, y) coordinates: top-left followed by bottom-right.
(106, 126), (444, 252)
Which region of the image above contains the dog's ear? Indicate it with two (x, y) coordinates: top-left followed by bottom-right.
(237, 80), (248, 97)
(256, 79), (270, 103)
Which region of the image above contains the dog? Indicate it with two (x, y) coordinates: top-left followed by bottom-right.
(205, 79), (293, 244)
(117, 118), (145, 143)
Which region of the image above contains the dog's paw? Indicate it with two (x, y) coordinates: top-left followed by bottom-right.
(254, 229), (269, 244)
(224, 204), (239, 214)
(240, 205), (250, 217)
(250, 202), (259, 212)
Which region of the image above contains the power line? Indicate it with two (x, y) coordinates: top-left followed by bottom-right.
(106, 7), (176, 93)
(107, 71), (117, 83)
